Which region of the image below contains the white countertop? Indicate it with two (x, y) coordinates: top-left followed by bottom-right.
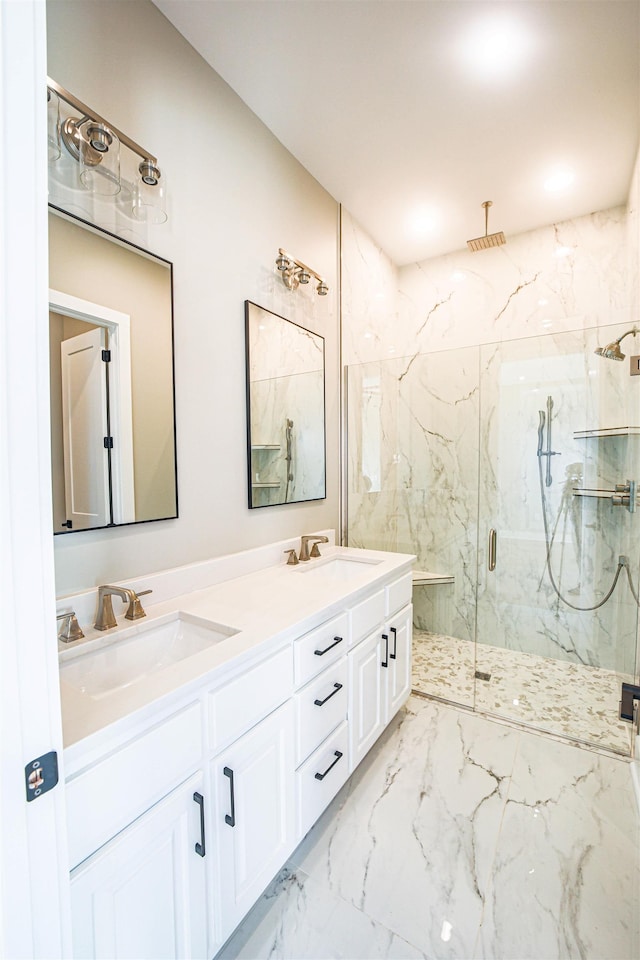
(59, 545), (414, 754)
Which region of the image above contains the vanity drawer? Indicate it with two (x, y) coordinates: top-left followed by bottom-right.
(349, 589), (385, 648)
(294, 612), (349, 687)
(208, 645), (292, 752)
(386, 573), (413, 617)
(296, 721), (349, 841)
(294, 658), (348, 766)
(66, 701), (202, 869)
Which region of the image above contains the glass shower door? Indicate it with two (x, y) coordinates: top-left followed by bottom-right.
(475, 326), (639, 755)
(346, 347), (480, 708)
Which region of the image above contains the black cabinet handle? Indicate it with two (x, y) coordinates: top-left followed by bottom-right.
(390, 626), (397, 660)
(223, 766), (235, 827)
(314, 636), (343, 656)
(193, 792), (206, 857)
(381, 633), (389, 668)
(314, 682), (343, 707)
(314, 750), (343, 781)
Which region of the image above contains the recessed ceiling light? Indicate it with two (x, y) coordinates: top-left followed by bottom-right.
(459, 16), (533, 81)
(544, 169), (575, 192)
(408, 206), (438, 237)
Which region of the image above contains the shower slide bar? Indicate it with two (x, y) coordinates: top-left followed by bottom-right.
(537, 396), (560, 487)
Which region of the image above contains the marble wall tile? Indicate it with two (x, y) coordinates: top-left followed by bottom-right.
(342, 202), (640, 727)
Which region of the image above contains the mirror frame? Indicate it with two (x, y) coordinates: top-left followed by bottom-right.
(49, 203), (179, 534)
(245, 300), (326, 509)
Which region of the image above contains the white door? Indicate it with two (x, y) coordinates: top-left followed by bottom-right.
(387, 603), (413, 721)
(213, 701), (295, 948)
(1, 3), (71, 956)
(349, 628), (385, 770)
(61, 327), (110, 529)
(70, 774), (209, 960)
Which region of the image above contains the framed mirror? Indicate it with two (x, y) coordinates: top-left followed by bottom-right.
(245, 301), (326, 508)
(48, 206), (178, 533)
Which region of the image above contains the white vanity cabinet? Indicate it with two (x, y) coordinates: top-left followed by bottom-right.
(211, 700), (296, 948)
(349, 574), (413, 772)
(61, 548), (415, 960)
(70, 772), (210, 960)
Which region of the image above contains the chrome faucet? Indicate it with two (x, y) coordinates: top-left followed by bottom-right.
(94, 585), (152, 631)
(299, 534), (329, 561)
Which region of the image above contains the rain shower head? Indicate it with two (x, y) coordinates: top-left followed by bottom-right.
(467, 200), (506, 252)
(594, 327), (638, 361)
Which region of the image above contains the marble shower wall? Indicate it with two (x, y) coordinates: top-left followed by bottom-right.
(343, 205), (640, 673)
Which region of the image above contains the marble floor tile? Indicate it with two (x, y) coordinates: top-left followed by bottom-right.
(412, 630), (634, 755)
(215, 698), (638, 960)
(217, 864), (428, 960)
(475, 731), (640, 960)
(290, 697), (520, 959)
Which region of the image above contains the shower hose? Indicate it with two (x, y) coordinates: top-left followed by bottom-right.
(537, 454), (640, 611)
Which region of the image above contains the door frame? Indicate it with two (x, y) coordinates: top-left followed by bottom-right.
(0, 2), (71, 955)
(50, 288), (136, 525)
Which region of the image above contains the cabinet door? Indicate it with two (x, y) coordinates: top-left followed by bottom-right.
(349, 627), (385, 771)
(213, 700), (295, 947)
(386, 603), (413, 721)
(70, 773), (209, 960)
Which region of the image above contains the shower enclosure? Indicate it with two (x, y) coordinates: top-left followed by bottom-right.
(346, 323), (640, 756)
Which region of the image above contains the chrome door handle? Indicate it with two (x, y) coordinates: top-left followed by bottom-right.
(488, 529), (497, 572)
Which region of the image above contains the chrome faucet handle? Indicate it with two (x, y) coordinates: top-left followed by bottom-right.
(299, 534), (330, 561)
(124, 589), (153, 621)
(56, 611), (84, 643)
(284, 549), (299, 566)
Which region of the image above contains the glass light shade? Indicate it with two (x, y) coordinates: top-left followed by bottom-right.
(47, 90), (61, 162)
(132, 163), (167, 224)
(79, 124), (121, 196)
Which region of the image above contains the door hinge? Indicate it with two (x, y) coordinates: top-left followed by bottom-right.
(104, 436), (114, 449)
(25, 751), (59, 802)
(102, 349), (111, 362)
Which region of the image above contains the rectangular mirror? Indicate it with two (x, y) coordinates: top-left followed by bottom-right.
(49, 206), (178, 533)
(245, 301), (326, 508)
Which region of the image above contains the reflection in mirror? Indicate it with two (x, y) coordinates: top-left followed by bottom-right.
(48, 207), (178, 533)
(245, 301), (326, 508)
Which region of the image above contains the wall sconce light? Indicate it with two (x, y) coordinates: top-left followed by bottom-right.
(47, 89), (61, 162)
(47, 77), (167, 223)
(276, 248), (329, 296)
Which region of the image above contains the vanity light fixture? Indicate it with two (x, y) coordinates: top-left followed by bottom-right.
(276, 248), (329, 296)
(47, 77), (167, 223)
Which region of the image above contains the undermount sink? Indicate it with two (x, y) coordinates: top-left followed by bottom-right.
(294, 555), (382, 581)
(60, 613), (238, 700)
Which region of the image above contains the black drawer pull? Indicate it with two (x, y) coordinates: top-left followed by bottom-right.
(381, 633), (389, 668)
(223, 766), (235, 827)
(193, 792), (206, 857)
(314, 682), (343, 707)
(314, 750), (343, 781)
(314, 635), (343, 656)
(390, 626), (397, 660)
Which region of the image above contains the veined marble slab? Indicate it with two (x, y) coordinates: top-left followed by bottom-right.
(219, 696), (639, 960)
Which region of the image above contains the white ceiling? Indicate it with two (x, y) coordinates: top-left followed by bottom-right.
(154, 0), (640, 265)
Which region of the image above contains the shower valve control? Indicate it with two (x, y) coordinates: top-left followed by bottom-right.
(612, 480), (636, 513)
